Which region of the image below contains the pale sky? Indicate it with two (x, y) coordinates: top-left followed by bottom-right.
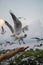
(0, 0), (43, 20)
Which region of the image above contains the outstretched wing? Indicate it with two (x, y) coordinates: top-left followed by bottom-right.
(31, 37), (40, 40)
(9, 11), (22, 34)
(5, 20), (14, 33)
(22, 25), (28, 32)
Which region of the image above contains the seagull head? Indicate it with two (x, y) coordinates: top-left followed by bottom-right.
(24, 34), (27, 38)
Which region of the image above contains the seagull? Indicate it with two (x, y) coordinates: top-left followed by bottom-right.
(33, 43), (43, 49)
(4, 11), (28, 44)
(5, 20), (27, 44)
(31, 37), (41, 42)
(18, 17), (26, 20)
(9, 11), (28, 44)
(0, 11), (28, 44)
(18, 17), (23, 19)
(31, 37), (43, 42)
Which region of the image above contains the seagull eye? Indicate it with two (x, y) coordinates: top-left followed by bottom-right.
(24, 34), (27, 37)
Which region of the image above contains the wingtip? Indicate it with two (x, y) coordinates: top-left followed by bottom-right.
(9, 10), (11, 13)
(9, 10), (13, 14)
(9, 10), (15, 17)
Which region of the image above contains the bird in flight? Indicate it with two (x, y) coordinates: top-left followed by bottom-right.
(0, 11), (28, 44)
(4, 11), (28, 44)
(9, 11), (28, 44)
(31, 37), (43, 42)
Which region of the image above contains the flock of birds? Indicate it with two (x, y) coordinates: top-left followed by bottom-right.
(0, 10), (28, 44)
(0, 10), (43, 49)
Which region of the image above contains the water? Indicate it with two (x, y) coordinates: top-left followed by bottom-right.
(0, 27), (43, 65)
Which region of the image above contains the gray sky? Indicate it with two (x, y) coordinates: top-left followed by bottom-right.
(0, 0), (43, 20)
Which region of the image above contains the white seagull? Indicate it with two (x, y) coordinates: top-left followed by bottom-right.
(9, 11), (28, 44)
(2, 11), (28, 44)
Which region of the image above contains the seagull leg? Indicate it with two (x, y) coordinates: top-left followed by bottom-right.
(21, 38), (26, 44)
(18, 39), (21, 45)
(1, 26), (6, 35)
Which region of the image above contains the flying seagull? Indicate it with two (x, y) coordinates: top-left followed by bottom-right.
(31, 37), (41, 42)
(4, 21), (27, 44)
(4, 11), (28, 44)
(0, 11), (28, 44)
(31, 37), (43, 42)
(18, 17), (26, 20)
(33, 43), (43, 48)
(9, 11), (28, 44)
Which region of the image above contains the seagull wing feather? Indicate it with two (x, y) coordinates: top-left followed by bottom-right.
(5, 20), (14, 33)
(22, 25), (28, 32)
(9, 11), (22, 34)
